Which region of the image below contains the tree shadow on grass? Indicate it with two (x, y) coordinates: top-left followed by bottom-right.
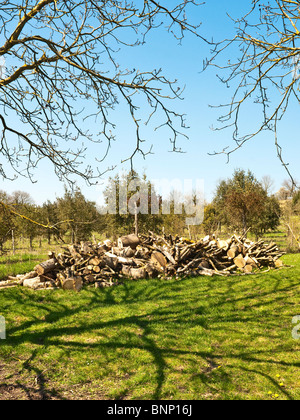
(1, 274), (300, 400)
(0, 352), (65, 400)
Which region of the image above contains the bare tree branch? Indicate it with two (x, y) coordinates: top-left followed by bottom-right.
(205, 0), (300, 187)
(0, 0), (204, 184)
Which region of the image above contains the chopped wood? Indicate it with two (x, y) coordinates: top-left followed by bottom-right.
(244, 256), (257, 268)
(58, 270), (83, 292)
(244, 265), (253, 273)
(21, 271), (38, 281)
(233, 254), (246, 269)
(89, 256), (101, 266)
(199, 259), (210, 269)
(144, 263), (158, 278)
(23, 277), (43, 289)
(103, 252), (119, 270)
(117, 256), (135, 265)
(151, 251), (167, 272)
(118, 234), (140, 249)
(121, 247), (135, 258)
(227, 246), (238, 259)
(217, 240), (229, 251)
(157, 247), (176, 265)
(34, 259), (57, 276)
(3, 231), (285, 292)
(0, 279), (20, 288)
(7, 276), (21, 282)
(123, 267), (147, 280)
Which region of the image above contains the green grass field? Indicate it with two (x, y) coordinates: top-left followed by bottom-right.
(0, 240), (64, 281)
(0, 253), (47, 280)
(0, 254), (299, 400)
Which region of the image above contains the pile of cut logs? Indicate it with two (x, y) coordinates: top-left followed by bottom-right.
(0, 232), (285, 291)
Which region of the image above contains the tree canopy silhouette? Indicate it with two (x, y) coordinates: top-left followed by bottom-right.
(0, 0), (203, 183)
(206, 0), (300, 185)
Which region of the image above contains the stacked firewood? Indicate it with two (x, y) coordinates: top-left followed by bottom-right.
(0, 232), (285, 291)
(138, 232), (285, 278)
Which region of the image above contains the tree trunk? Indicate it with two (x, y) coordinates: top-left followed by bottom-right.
(12, 229), (15, 255)
(71, 228), (76, 244)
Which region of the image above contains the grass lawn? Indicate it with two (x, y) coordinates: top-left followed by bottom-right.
(0, 253), (48, 280)
(0, 254), (299, 400)
(0, 240), (63, 281)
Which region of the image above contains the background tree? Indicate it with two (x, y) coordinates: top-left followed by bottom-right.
(251, 196), (281, 239)
(201, 203), (220, 236)
(15, 205), (43, 249)
(206, 0), (300, 185)
(102, 171), (163, 237)
(0, 191), (15, 252)
(160, 190), (187, 237)
(276, 187), (291, 201)
(280, 192), (300, 251)
(56, 186), (99, 243)
(213, 169), (273, 235)
(9, 191), (42, 249)
(0, 0), (202, 183)
(282, 179), (299, 198)
(261, 176), (275, 196)
(40, 200), (61, 244)
(9, 191), (33, 206)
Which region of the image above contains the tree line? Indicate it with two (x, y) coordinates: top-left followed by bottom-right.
(1, 168), (298, 252)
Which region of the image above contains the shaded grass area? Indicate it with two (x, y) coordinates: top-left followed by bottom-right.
(0, 254), (299, 400)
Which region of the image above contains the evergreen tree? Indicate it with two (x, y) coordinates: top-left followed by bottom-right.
(56, 186), (99, 243)
(102, 171), (163, 237)
(0, 191), (15, 252)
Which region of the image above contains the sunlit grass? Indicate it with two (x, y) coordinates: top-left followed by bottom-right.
(0, 253), (299, 400)
(0, 254), (48, 280)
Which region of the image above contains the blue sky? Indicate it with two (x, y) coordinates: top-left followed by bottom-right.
(1, 1), (299, 205)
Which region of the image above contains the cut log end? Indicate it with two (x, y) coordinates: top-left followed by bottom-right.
(118, 234), (140, 249)
(61, 277), (83, 292)
(34, 259), (57, 276)
(151, 251), (167, 272)
(234, 254), (246, 269)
